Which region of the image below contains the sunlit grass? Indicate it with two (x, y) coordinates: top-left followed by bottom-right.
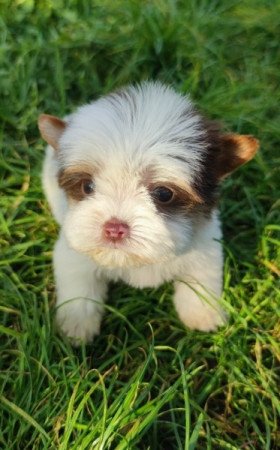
(0, 0), (279, 448)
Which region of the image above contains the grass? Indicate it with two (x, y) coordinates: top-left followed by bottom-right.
(0, 0), (279, 448)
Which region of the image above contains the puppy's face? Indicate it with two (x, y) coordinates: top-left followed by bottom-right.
(39, 83), (258, 268)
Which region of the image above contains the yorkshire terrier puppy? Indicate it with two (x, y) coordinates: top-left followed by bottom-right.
(38, 82), (258, 344)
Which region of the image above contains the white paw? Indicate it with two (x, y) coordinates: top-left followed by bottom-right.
(174, 286), (227, 332)
(55, 299), (102, 346)
(178, 301), (227, 332)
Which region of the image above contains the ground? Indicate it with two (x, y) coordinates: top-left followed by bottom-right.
(0, 1), (279, 449)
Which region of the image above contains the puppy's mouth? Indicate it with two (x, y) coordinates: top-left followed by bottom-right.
(66, 222), (177, 268)
(85, 242), (160, 268)
(97, 230), (173, 268)
(101, 239), (127, 249)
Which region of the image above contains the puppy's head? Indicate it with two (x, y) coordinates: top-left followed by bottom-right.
(39, 82), (259, 268)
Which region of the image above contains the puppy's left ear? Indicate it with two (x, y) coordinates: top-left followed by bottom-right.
(216, 133), (259, 179)
(38, 114), (66, 151)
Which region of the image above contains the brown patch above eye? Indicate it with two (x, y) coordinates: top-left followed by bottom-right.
(58, 168), (94, 201)
(142, 165), (204, 206)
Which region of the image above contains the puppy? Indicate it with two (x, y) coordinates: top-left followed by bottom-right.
(38, 82), (259, 344)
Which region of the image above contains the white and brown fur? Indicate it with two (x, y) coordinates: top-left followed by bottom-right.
(38, 82), (259, 345)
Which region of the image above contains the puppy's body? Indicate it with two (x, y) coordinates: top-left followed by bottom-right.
(39, 82), (258, 344)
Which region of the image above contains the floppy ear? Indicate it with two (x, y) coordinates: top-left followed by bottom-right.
(38, 114), (66, 151)
(216, 133), (259, 179)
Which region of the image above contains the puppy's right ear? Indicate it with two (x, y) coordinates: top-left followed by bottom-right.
(38, 114), (66, 151)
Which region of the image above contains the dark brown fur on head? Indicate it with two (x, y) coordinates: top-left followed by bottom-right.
(191, 118), (259, 216)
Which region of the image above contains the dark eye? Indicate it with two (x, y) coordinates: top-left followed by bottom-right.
(151, 186), (174, 203)
(82, 179), (95, 196)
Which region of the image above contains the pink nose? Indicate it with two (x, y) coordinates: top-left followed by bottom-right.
(103, 219), (130, 242)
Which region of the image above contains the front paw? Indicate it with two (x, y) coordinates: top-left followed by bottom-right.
(55, 299), (102, 346)
(179, 302), (227, 332)
(174, 281), (227, 332)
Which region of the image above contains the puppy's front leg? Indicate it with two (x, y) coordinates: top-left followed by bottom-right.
(173, 279), (226, 332)
(53, 233), (107, 345)
(173, 250), (227, 332)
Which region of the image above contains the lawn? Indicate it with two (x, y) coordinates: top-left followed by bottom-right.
(0, 0), (279, 449)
